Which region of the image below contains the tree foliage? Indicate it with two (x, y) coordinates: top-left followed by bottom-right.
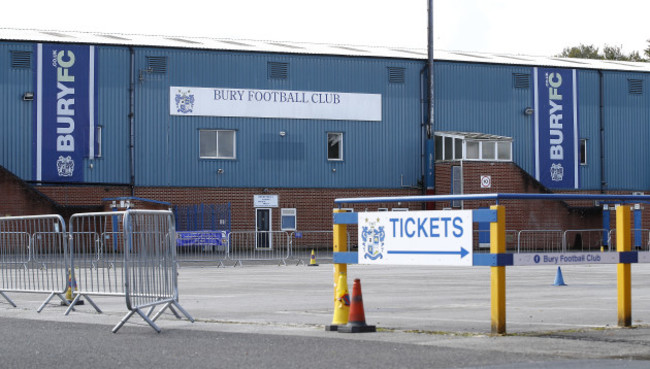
(558, 42), (649, 62)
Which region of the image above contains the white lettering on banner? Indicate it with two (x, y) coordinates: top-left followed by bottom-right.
(513, 252), (619, 266)
(547, 73), (563, 161)
(55, 50), (76, 152)
(170, 86), (381, 121)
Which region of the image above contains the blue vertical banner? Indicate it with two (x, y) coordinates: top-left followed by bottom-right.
(533, 67), (579, 189)
(33, 43), (97, 182)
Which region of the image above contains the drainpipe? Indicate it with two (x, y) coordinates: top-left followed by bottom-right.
(427, 0), (434, 140)
(129, 47), (136, 196)
(598, 70), (605, 193)
(421, 0), (435, 208)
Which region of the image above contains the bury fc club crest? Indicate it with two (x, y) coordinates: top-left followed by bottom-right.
(361, 218), (385, 260)
(174, 89), (195, 114)
(56, 156), (74, 177)
(550, 163), (564, 182)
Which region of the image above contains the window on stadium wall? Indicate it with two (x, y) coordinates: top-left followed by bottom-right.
(434, 132), (512, 162)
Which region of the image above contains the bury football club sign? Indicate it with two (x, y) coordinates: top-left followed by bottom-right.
(170, 86), (382, 121)
(357, 210), (473, 266)
(533, 67), (579, 189)
(33, 44), (97, 182)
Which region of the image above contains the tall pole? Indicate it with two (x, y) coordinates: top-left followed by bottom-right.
(427, 0), (434, 139)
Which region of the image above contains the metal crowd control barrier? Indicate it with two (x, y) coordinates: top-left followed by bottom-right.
(290, 231), (333, 264)
(66, 210), (193, 333)
(331, 193), (650, 334)
(0, 214), (69, 311)
(516, 230), (563, 253)
(176, 230), (229, 266)
(227, 231), (290, 266)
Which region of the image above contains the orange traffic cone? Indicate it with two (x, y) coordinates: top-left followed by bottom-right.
(338, 278), (376, 333)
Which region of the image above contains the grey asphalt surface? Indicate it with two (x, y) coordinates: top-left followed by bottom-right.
(2, 262), (650, 368)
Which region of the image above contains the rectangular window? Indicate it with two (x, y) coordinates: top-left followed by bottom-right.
(580, 139), (587, 165)
(497, 141), (512, 161)
(452, 166), (463, 208)
(199, 130), (236, 159)
(481, 142), (495, 160)
(454, 138), (463, 160)
(466, 141), (479, 159)
(327, 132), (343, 160)
(281, 208), (297, 231)
(435, 135), (443, 160)
(444, 136), (453, 160)
(96, 125), (102, 158)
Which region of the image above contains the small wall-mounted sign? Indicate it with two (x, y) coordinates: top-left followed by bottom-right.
(481, 175), (492, 189)
(254, 195), (279, 208)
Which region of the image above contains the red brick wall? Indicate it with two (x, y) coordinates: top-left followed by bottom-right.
(0, 167), (59, 216)
(38, 186), (422, 232)
(434, 161), (603, 232)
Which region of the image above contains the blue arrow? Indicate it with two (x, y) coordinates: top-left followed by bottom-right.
(387, 247), (469, 259)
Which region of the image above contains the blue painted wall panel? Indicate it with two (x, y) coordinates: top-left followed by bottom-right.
(0, 43), (34, 179)
(134, 48), (423, 188)
(1, 40), (649, 192)
(602, 72), (650, 190)
(435, 62), (535, 174)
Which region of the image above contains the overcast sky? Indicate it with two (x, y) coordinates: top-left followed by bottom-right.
(2, 0), (648, 57)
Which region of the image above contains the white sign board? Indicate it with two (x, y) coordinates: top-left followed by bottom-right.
(357, 210), (473, 266)
(170, 86), (382, 121)
(254, 195), (278, 208)
(481, 175), (491, 188)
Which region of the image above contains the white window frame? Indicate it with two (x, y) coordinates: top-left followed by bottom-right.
(435, 133), (512, 162)
(199, 129), (236, 160)
(580, 138), (587, 165)
(327, 132), (343, 161)
(281, 208), (297, 231)
(95, 125), (102, 158)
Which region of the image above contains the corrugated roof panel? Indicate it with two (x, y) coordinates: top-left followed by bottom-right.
(1, 28), (648, 73)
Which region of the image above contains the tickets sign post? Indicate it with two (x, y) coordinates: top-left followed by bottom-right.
(357, 210), (473, 266)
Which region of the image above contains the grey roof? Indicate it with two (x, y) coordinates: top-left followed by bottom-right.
(1, 27), (649, 73)
(436, 131), (513, 141)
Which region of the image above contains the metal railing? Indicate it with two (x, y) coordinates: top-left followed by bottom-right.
(63, 210), (193, 333)
(290, 231), (333, 264)
(0, 215), (69, 312)
(608, 229), (650, 252)
(227, 231), (290, 266)
(176, 230), (229, 266)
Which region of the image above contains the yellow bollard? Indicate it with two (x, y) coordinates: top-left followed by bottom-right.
(327, 208), (349, 331)
(325, 272), (350, 331)
(490, 205), (506, 335)
(332, 209), (348, 298)
(616, 205), (632, 327)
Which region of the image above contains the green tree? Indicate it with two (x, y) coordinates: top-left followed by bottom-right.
(559, 42), (649, 62)
(559, 44), (601, 59)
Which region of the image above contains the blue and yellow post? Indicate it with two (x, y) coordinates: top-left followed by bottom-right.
(616, 205), (632, 327)
(326, 208), (350, 330)
(490, 205), (506, 334)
